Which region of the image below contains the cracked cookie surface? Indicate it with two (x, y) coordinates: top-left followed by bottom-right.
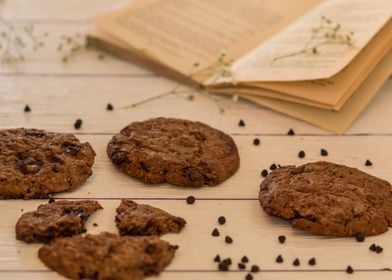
(0, 128), (95, 199)
(16, 200), (102, 243)
(116, 199), (186, 236)
(259, 161), (392, 236)
(107, 118), (240, 187)
(38, 232), (178, 280)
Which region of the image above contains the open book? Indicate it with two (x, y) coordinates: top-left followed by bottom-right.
(88, 0), (392, 133)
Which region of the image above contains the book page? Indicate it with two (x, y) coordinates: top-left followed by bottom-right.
(93, 0), (321, 83)
(218, 0), (392, 83)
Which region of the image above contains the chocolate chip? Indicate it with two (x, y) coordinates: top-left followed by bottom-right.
(346, 265), (354, 274)
(270, 163), (277, 170)
(74, 118), (83, 129)
(287, 129), (295, 136)
(320, 149), (328, 156)
(214, 255), (221, 262)
(106, 103), (114, 111)
(376, 245), (383, 254)
(293, 258), (300, 266)
(276, 255), (284, 263)
(241, 256), (249, 263)
(24, 105), (31, 112)
(222, 258), (232, 265)
(48, 198), (55, 204)
(365, 159), (372, 166)
(250, 265), (259, 273)
(111, 152), (128, 164)
(298, 150), (305, 158)
(145, 244), (156, 254)
(238, 263), (246, 270)
(245, 273), (253, 280)
(93, 223), (98, 227)
(212, 228), (220, 237)
(308, 258), (316, 266)
(218, 262), (229, 271)
(52, 164), (60, 172)
(369, 243), (377, 252)
(261, 169), (268, 177)
(355, 233), (365, 242)
(218, 216), (226, 225)
(61, 142), (81, 155)
(253, 138), (260, 146)
(238, 119), (245, 127)
(186, 196), (195, 204)
(278, 235), (286, 244)
(225, 236), (233, 244)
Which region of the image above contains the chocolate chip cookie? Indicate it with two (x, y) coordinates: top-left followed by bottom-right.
(16, 200), (102, 243)
(107, 118), (240, 187)
(259, 161), (392, 236)
(0, 128), (95, 199)
(116, 199), (186, 236)
(38, 232), (178, 280)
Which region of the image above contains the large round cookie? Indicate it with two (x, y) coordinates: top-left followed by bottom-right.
(0, 128), (95, 199)
(107, 118), (240, 187)
(259, 161), (392, 236)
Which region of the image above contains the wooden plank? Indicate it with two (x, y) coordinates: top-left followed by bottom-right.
(1, 200), (391, 271)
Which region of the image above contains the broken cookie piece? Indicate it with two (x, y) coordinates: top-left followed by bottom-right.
(116, 199), (186, 236)
(16, 200), (102, 243)
(38, 232), (178, 280)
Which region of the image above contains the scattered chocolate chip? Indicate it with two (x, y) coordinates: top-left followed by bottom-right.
(355, 233), (365, 242)
(218, 216), (226, 225)
(287, 129), (295, 136)
(346, 265), (354, 274)
(308, 258), (316, 266)
(106, 103), (114, 111)
(250, 265), (260, 273)
(21, 208), (23, 212)
(222, 258), (232, 265)
(276, 255), (284, 263)
(365, 159), (373, 166)
(369, 243), (377, 252)
(74, 118), (83, 130)
(238, 263), (246, 270)
(214, 255), (221, 263)
(261, 169), (268, 177)
(376, 245), (383, 254)
(93, 223), (98, 227)
(293, 258), (300, 266)
(241, 256), (249, 263)
(186, 196), (195, 204)
(48, 198), (55, 204)
(218, 262), (229, 271)
(278, 235), (286, 244)
(320, 149), (328, 156)
(253, 138), (260, 146)
(298, 150), (305, 158)
(212, 228), (220, 237)
(245, 273), (253, 280)
(270, 163), (277, 170)
(225, 236), (233, 244)
(238, 119), (246, 127)
(24, 105), (31, 112)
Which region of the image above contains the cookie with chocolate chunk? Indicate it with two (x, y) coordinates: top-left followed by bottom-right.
(259, 161), (392, 236)
(38, 232), (178, 280)
(0, 128), (95, 199)
(107, 118), (240, 187)
(16, 200), (102, 243)
(116, 199), (186, 236)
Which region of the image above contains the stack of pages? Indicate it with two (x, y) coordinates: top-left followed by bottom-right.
(88, 0), (392, 133)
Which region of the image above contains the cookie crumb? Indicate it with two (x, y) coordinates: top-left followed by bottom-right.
(186, 196), (195, 204)
(253, 138), (260, 146)
(241, 256), (249, 263)
(106, 103), (114, 111)
(250, 265), (260, 273)
(214, 254), (221, 263)
(218, 216), (226, 225)
(355, 233), (365, 242)
(212, 228), (220, 237)
(74, 118), (83, 130)
(287, 129), (295, 136)
(225, 236), (233, 244)
(365, 159), (373, 166)
(346, 265), (354, 274)
(276, 255), (284, 263)
(320, 149), (328, 156)
(278, 235), (286, 244)
(238, 119), (246, 127)
(298, 150), (305, 158)
(261, 169), (268, 177)
(308, 257), (316, 266)
(293, 258), (300, 266)
(24, 105), (31, 112)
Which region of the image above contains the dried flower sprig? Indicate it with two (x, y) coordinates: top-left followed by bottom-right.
(272, 16), (355, 63)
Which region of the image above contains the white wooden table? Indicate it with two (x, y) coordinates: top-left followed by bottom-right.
(1, 1), (392, 279)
